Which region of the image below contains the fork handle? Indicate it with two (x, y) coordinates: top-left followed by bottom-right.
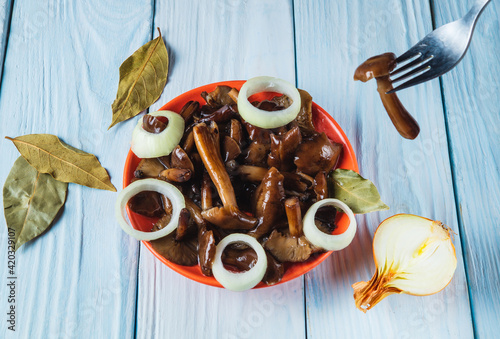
(377, 77), (420, 139)
(464, 0), (491, 25)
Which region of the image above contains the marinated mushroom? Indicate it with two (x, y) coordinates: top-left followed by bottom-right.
(250, 167), (285, 238)
(134, 158), (166, 178)
(202, 205), (257, 230)
(180, 100), (200, 121)
(175, 208), (191, 241)
(143, 114), (168, 133)
(354, 52), (420, 139)
(264, 229), (313, 263)
(223, 136), (241, 162)
(199, 104), (237, 123)
(193, 123), (258, 229)
(221, 244), (258, 271)
(129, 81), (352, 287)
(171, 145), (195, 173)
(159, 168), (192, 183)
(294, 132), (342, 176)
(201, 85), (236, 108)
(313, 171), (328, 201)
(149, 215), (198, 266)
(230, 119), (243, 146)
(285, 197), (303, 237)
(268, 126), (302, 171)
(198, 228), (216, 276)
(243, 141), (268, 167)
(262, 251), (285, 285)
(127, 191), (165, 218)
(296, 89), (316, 136)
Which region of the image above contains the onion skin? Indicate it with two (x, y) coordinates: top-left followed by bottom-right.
(352, 214), (457, 313)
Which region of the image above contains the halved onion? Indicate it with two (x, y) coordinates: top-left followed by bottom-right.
(131, 111), (185, 158)
(303, 198), (357, 251)
(237, 76), (301, 129)
(115, 178), (185, 241)
(212, 233), (268, 291)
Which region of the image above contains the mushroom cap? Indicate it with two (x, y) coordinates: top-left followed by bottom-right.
(294, 132), (342, 176)
(134, 158), (166, 178)
(150, 233), (198, 266)
(264, 229), (313, 262)
(221, 245), (258, 272)
(296, 89), (316, 136)
(201, 85), (236, 108)
(262, 251), (285, 285)
(354, 52), (397, 82)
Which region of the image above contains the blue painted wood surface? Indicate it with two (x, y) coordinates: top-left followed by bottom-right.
(0, 0), (498, 338)
(431, 0), (500, 338)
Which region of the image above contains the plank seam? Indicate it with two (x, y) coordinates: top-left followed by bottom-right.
(0, 0), (14, 91)
(291, 1), (307, 338)
(134, 3), (157, 338)
(428, 0), (477, 337)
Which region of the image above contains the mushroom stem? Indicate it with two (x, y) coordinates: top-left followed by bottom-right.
(175, 208), (191, 241)
(376, 77), (420, 140)
(160, 168), (192, 182)
(238, 165), (268, 182)
(202, 206), (257, 230)
(199, 228), (216, 276)
(285, 197), (303, 237)
(201, 172), (213, 210)
(193, 123), (237, 207)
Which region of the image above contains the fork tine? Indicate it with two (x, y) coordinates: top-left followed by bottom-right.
(391, 55), (433, 76)
(395, 49), (421, 64)
(387, 70), (437, 94)
(391, 62), (431, 84)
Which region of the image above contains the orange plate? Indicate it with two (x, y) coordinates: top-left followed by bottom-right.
(123, 80), (359, 289)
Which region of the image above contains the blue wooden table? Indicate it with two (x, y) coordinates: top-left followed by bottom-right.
(0, 0), (498, 338)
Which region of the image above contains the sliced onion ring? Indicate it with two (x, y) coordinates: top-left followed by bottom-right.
(131, 111), (185, 158)
(115, 179), (185, 241)
(237, 76), (301, 129)
(212, 233), (268, 291)
(303, 198), (357, 251)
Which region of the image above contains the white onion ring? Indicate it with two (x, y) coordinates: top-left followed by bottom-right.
(115, 179), (185, 241)
(131, 111), (185, 158)
(237, 76), (301, 129)
(212, 234), (268, 291)
(303, 198), (357, 251)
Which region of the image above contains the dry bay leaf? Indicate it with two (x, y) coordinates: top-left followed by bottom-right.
(6, 134), (116, 192)
(329, 169), (389, 214)
(3, 157), (68, 251)
(109, 28), (169, 129)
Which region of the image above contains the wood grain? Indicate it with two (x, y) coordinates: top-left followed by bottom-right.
(293, 0), (473, 337)
(0, 1), (153, 337)
(135, 1), (306, 338)
(431, 0), (500, 337)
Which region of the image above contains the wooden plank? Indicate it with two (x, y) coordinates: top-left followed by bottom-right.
(0, 1), (153, 337)
(430, 0), (500, 337)
(293, 0), (474, 337)
(135, 1), (306, 338)
(0, 0), (12, 81)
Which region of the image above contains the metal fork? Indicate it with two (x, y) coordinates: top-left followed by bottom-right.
(387, 0), (491, 94)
